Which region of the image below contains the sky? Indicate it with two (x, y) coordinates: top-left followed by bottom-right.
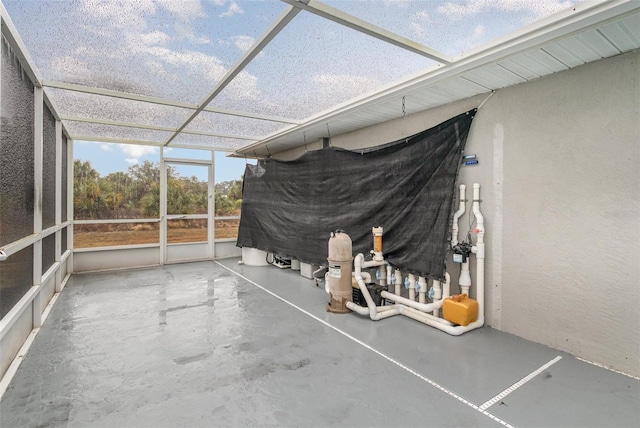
(4, 0), (582, 181)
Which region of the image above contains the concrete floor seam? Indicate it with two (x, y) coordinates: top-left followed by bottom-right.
(479, 355), (562, 411)
(216, 261), (518, 428)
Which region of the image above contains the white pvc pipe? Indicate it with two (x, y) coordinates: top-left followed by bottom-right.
(408, 274), (416, 301)
(400, 306), (455, 326)
(381, 290), (442, 313)
(353, 271), (372, 283)
(432, 280), (442, 317)
(443, 272), (451, 299)
(378, 266), (387, 287)
(394, 269), (401, 296)
(386, 265), (393, 292)
(352, 253), (402, 320)
(459, 260), (471, 295)
(396, 184), (486, 336)
(451, 184), (466, 247)
(349, 185), (486, 336)
(418, 276), (427, 304)
(402, 306), (483, 335)
(471, 183), (485, 322)
(362, 259), (387, 268)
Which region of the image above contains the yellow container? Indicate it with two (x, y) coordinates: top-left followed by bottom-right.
(442, 294), (478, 326)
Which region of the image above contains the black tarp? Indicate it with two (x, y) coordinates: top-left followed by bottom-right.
(237, 109), (476, 280)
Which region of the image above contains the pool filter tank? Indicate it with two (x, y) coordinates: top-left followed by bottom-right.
(327, 230), (353, 314)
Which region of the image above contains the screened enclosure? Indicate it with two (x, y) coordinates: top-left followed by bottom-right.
(1, 0), (640, 386)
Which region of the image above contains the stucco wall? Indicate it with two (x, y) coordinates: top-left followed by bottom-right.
(275, 49), (640, 376)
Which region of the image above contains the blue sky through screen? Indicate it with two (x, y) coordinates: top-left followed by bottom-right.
(74, 141), (251, 182)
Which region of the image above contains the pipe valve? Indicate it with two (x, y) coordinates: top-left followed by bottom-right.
(452, 241), (472, 263)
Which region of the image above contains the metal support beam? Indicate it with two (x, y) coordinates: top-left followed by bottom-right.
(33, 87), (44, 328)
(67, 135), (254, 152)
(282, 0), (452, 64)
(0, 2), (43, 87)
(60, 115), (260, 141)
(163, 5), (301, 147)
(43, 81), (301, 125)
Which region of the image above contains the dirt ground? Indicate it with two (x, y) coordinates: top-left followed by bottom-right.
(74, 221), (239, 248)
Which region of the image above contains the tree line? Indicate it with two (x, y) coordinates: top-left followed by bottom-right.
(74, 160), (242, 220)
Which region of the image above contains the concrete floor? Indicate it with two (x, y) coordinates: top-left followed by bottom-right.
(1, 259), (638, 427)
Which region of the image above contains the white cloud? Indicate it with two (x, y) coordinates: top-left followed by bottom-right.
(120, 144), (158, 158)
(437, 0), (575, 20)
(382, 0), (410, 7)
(155, 0), (204, 21)
(232, 35), (255, 53)
(117, 144), (158, 165)
(137, 45), (228, 83)
(219, 1), (243, 18)
(456, 24), (487, 49)
(410, 10), (431, 37)
(138, 31), (171, 47)
(49, 55), (92, 79)
(312, 74), (381, 100)
(100, 144), (113, 151)
(81, 0), (157, 29)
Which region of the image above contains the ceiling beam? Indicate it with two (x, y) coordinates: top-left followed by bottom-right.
(163, 5), (301, 147)
(0, 2), (43, 87)
(282, 0), (452, 64)
(69, 135), (248, 152)
(42, 81), (301, 125)
(61, 115), (261, 141)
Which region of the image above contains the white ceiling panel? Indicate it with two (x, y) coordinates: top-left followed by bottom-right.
(619, 13), (640, 42)
(462, 64), (526, 89)
(599, 20), (640, 52)
(576, 29), (622, 58)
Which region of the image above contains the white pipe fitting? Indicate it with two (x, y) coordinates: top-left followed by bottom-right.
(418, 276), (427, 304)
(472, 183), (485, 314)
(352, 271), (372, 283)
(351, 253), (402, 321)
(378, 266), (387, 287)
(451, 184), (466, 247)
(394, 269), (402, 296)
(432, 280), (442, 317)
(408, 274), (416, 301)
(443, 272), (451, 299)
(380, 291), (442, 313)
(459, 261), (471, 295)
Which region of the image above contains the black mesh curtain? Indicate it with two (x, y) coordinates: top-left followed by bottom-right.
(237, 110), (476, 280)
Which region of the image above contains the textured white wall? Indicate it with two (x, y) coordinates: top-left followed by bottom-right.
(275, 49), (640, 376)
(479, 50), (639, 377)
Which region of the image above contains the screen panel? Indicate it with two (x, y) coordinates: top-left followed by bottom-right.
(61, 134), (68, 222)
(42, 233), (56, 273)
(42, 104), (57, 229)
(0, 245), (34, 320)
(0, 37), (35, 246)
